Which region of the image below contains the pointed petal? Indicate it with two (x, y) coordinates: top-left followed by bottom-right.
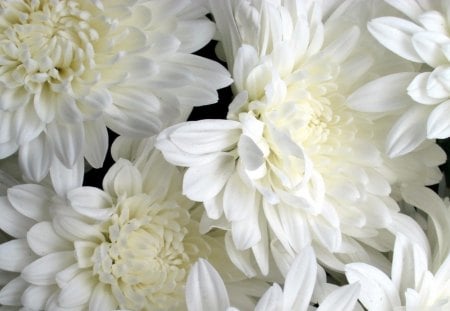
(47, 121), (84, 168)
(386, 105), (429, 157)
(183, 154), (235, 202)
(83, 119), (108, 169)
(0, 197), (34, 238)
(102, 159), (142, 198)
(58, 270), (95, 307)
(223, 171), (254, 221)
(27, 222), (72, 256)
(0, 276), (28, 306)
(254, 284), (283, 311)
(22, 284), (57, 309)
(407, 72), (444, 104)
(225, 232), (258, 278)
(7, 184), (52, 221)
(412, 32), (449, 67)
(21, 251), (75, 286)
(0, 239), (37, 272)
(283, 246), (317, 311)
(50, 157), (84, 196)
(18, 133), (51, 182)
(185, 259), (230, 311)
(317, 283), (361, 311)
(88, 282), (117, 310)
(347, 72), (417, 112)
(427, 100), (450, 139)
(345, 263), (401, 310)
(68, 187), (113, 221)
(368, 17), (423, 62)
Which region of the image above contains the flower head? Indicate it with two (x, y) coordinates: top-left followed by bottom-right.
(0, 140), (235, 310)
(0, 0), (231, 186)
(156, 0), (445, 274)
(348, 0), (450, 156)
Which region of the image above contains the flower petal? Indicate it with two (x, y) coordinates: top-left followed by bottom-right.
(0, 197), (34, 238)
(407, 72), (444, 104)
(68, 187), (113, 221)
(49, 156), (84, 196)
(58, 270), (95, 307)
(0, 276), (28, 306)
(183, 154), (235, 202)
(47, 121), (84, 168)
(102, 159), (142, 198)
(7, 184), (52, 222)
(0, 239), (37, 272)
(185, 259), (230, 311)
(254, 284), (283, 311)
(22, 284), (57, 309)
(347, 72), (417, 112)
(368, 17), (423, 62)
(27, 222), (72, 256)
(412, 32), (449, 67)
(427, 100), (450, 139)
(18, 133), (51, 182)
(21, 251), (75, 286)
(317, 282), (361, 311)
(88, 282), (117, 310)
(83, 119), (108, 169)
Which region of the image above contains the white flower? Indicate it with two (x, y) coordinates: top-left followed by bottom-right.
(0, 0), (231, 186)
(348, 0), (450, 156)
(346, 232), (450, 310)
(156, 0), (445, 274)
(0, 142), (238, 310)
(186, 246), (362, 311)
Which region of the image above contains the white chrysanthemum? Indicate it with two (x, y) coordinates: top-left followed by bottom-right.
(0, 144), (238, 310)
(0, 0), (231, 185)
(346, 232), (450, 310)
(156, 0), (445, 274)
(186, 246), (362, 311)
(348, 0), (450, 156)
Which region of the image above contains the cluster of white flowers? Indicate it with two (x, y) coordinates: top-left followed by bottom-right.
(1, 0), (450, 310)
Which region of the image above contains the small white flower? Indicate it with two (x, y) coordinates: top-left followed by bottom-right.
(348, 0), (450, 156)
(186, 246), (362, 311)
(0, 0), (231, 186)
(156, 0), (445, 275)
(346, 231), (450, 310)
(0, 141), (237, 310)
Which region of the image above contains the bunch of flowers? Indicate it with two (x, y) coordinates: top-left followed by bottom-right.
(1, 0), (450, 310)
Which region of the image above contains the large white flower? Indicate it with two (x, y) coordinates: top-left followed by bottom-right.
(0, 141), (240, 310)
(346, 232), (450, 310)
(156, 0), (445, 275)
(186, 246), (362, 311)
(348, 0), (450, 156)
(0, 0), (231, 185)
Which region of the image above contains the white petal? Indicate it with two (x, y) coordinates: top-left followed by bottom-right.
(49, 157), (84, 196)
(254, 284), (283, 311)
(83, 119), (108, 169)
(0, 140), (18, 159)
(345, 263), (401, 310)
(238, 135), (265, 172)
(88, 282), (117, 310)
(52, 215), (104, 243)
(22, 284), (57, 309)
(27, 222), (72, 256)
(0, 197), (34, 238)
(0, 276), (28, 306)
(102, 159), (142, 198)
(175, 19), (215, 53)
(320, 26), (360, 64)
(47, 121), (84, 168)
(21, 251), (75, 286)
(168, 120), (241, 155)
(68, 187), (113, 221)
(185, 259), (230, 311)
(203, 193), (224, 220)
(347, 72), (417, 112)
(233, 45), (259, 92)
(12, 104), (45, 145)
(223, 171), (254, 221)
(407, 72), (444, 104)
(384, 0), (425, 20)
(7, 184), (52, 221)
(386, 105), (429, 157)
(183, 154), (235, 202)
(0, 239), (36, 272)
(412, 32), (449, 67)
(58, 270), (95, 307)
(283, 246), (317, 310)
(368, 17), (423, 62)
(427, 100), (450, 139)
(231, 207), (261, 250)
(224, 232), (258, 278)
(18, 133), (51, 182)
(317, 283), (361, 311)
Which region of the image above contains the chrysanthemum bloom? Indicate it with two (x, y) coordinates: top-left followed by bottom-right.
(186, 246), (362, 311)
(0, 142), (240, 310)
(156, 0), (445, 275)
(348, 0), (450, 156)
(346, 232), (450, 310)
(0, 0), (231, 186)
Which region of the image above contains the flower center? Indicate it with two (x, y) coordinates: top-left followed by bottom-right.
(91, 194), (210, 310)
(0, 0), (101, 93)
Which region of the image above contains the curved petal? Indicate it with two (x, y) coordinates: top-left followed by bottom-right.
(47, 121), (84, 168)
(27, 222), (72, 256)
(18, 133), (52, 182)
(185, 259), (230, 311)
(0, 197), (34, 238)
(0, 276), (28, 306)
(7, 184), (52, 222)
(317, 283), (361, 311)
(83, 118), (108, 169)
(88, 282), (117, 310)
(427, 100), (450, 139)
(0, 239), (37, 272)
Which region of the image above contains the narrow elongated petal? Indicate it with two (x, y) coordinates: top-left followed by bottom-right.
(412, 32), (449, 67)
(347, 72), (417, 112)
(183, 154), (235, 202)
(22, 284), (57, 310)
(0, 276), (28, 306)
(7, 184), (52, 222)
(58, 270), (95, 307)
(427, 100), (450, 139)
(185, 259), (230, 311)
(0, 239), (37, 272)
(18, 133), (51, 182)
(50, 157), (84, 196)
(368, 17), (423, 62)
(47, 121), (84, 168)
(88, 283), (117, 310)
(68, 187), (113, 221)
(83, 119), (108, 169)
(254, 284), (283, 311)
(27, 222), (72, 256)
(0, 197), (34, 238)
(317, 283), (361, 311)
(345, 263), (401, 310)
